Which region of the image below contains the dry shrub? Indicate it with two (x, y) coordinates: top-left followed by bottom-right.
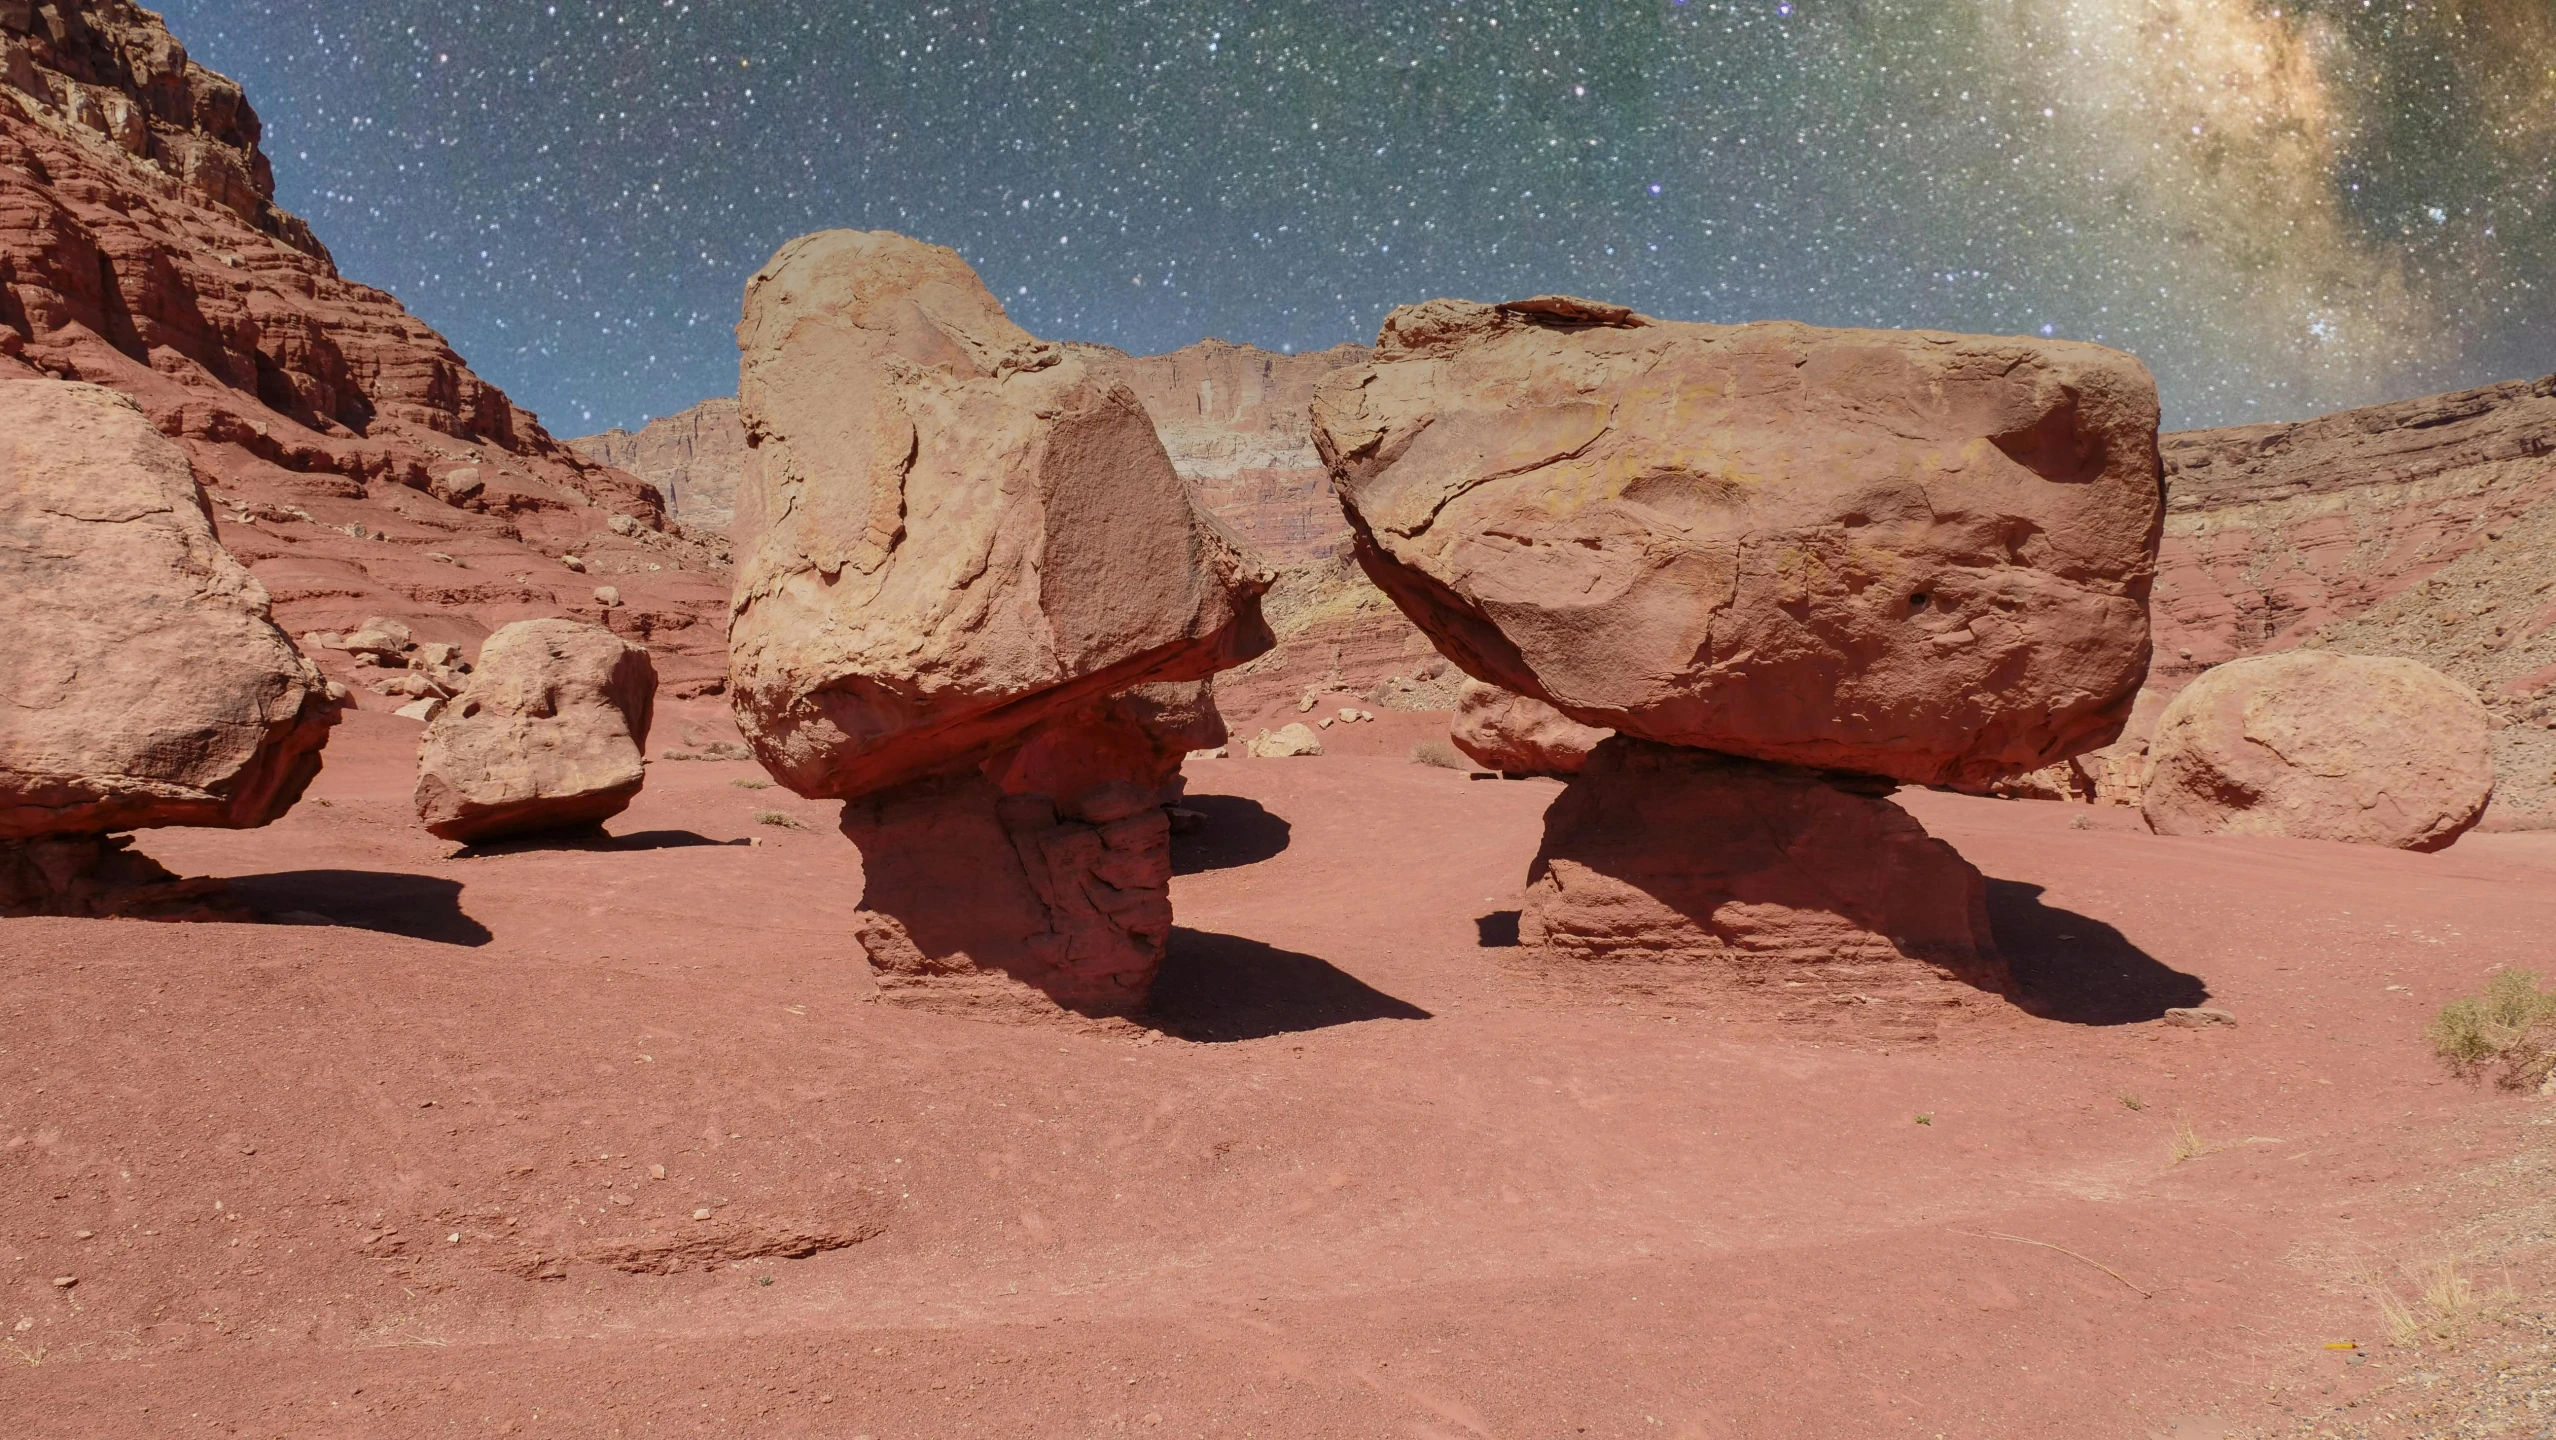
(2428, 969), (2556, 1089)
(730, 777), (773, 791)
(2367, 1258), (2489, 1347)
(1410, 739), (1468, 770)
(2169, 1114), (2212, 1164)
(753, 810), (805, 829)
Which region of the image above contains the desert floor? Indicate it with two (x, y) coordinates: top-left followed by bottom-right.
(5, 707), (2552, 1439)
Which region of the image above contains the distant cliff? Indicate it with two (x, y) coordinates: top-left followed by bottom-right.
(569, 397), (746, 531)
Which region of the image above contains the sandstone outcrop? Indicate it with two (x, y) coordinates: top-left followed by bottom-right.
(1449, 680), (1611, 776)
(2141, 652), (2493, 851)
(0, 1), (732, 701)
(1313, 296), (2163, 790)
(414, 619), (656, 844)
(729, 230), (1273, 1018)
(1518, 740), (2005, 1030)
(0, 378), (338, 913)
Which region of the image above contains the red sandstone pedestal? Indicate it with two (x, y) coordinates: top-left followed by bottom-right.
(1516, 739), (2011, 1036)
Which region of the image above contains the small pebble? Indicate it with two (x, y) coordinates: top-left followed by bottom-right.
(649, 1164), (666, 1180)
(693, 1207), (713, 1221)
(50, 1276), (75, 1289)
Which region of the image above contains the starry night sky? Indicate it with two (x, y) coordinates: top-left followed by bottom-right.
(152, 1), (2556, 435)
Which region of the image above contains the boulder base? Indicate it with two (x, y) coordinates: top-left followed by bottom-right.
(847, 708), (1177, 1020)
(1517, 739), (2009, 1032)
(415, 620), (657, 844)
(0, 836), (245, 921)
(1450, 680), (1612, 776)
(2142, 651), (2494, 851)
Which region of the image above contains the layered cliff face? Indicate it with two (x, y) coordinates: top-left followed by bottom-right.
(569, 397), (746, 532)
(0, 1), (731, 697)
(1070, 339), (1369, 565)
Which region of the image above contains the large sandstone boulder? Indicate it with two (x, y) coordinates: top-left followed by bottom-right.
(1518, 739), (2008, 1033)
(1450, 679), (1612, 776)
(0, 381), (339, 912)
(729, 231), (1274, 1018)
(414, 619), (656, 844)
(1311, 297), (2163, 790)
(2141, 652), (2493, 851)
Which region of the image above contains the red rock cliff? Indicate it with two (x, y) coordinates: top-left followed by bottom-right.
(0, 0), (731, 698)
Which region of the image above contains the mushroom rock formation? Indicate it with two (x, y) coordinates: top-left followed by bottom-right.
(2142, 652), (2493, 851)
(1450, 679), (1612, 777)
(729, 230), (1274, 1019)
(1314, 297), (2166, 1019)
(0, 378), (340, 916)
(413, 619), (656, 844)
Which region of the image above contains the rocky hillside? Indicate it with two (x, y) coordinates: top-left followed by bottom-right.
(0, 0), (730, 698)
(568, 396), (744, 532)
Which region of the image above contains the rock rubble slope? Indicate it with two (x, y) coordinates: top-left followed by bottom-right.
(729, 229), (1273, 1018)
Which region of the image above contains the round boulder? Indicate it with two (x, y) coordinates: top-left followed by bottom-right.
(1450, 679), (1613, 776)
(2141, 651), (2492, 851)
(414, 619), (657, 844)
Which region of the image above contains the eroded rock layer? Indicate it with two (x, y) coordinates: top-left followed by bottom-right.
(1312, 297), (2165, 790)
(1517, 739), (2009, 1033)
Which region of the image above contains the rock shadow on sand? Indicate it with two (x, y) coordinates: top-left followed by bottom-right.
(1169, 795), (1291, 875)
(452, 827), (746, 856)
(224, 870), (494, 947)
(1146, 926), (1430, 1042)
(1987, 878), (2207, 1025)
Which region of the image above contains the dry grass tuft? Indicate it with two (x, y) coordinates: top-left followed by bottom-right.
(2428, 968), (2556, 1090)
(1410, 739), (1468, 770)
(730, 777), (772, 791)
(2367, 1258), (2490, 1348)
(753, 810), (805, 830)
(2169, 1114), (2213, 1164)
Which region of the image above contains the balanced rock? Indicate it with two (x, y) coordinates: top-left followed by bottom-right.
(0, 381), (340, 914)
(1312, 298), (2162, 1016)
(1450, 679), (1612, 776)
(414, 619), (656, 844)
(1518, 739), (2007, 1030)
(729, 230), (1273, 1018)
(2142, 652), (2493, 851)
(1310, 297), (2163, 789)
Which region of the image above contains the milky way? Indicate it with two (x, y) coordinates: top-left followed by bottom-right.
(153, 1), (2556, 434)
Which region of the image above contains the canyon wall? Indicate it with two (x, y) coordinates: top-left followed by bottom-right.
(0, 0), (731, 699)
(568, 396), (745, 532)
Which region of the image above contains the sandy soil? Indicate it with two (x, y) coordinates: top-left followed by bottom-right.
(4, 708), (2552, 1438)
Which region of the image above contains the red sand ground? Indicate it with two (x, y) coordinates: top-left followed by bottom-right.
(5, 709), (2553, 1438)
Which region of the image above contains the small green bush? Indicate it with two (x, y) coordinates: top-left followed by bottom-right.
(2428, 969), (2556, 1089)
